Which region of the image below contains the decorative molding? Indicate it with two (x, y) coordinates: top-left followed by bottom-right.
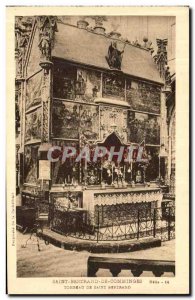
(41, 71), (50, 142)
(94, 190), (162, 206)
(95, 97), (130, 108)
(15, 17), (34, 79)
(153, 39), (170, 85)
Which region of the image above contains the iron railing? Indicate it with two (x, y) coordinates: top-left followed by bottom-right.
(50, 206), (175, 243)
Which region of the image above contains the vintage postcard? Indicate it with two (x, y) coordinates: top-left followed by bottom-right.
(6, 6), (189, 295)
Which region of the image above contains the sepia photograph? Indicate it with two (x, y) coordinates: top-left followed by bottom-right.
(6, 6), (189, 295)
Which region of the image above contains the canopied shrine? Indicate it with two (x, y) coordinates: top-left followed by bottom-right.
(15, 16), (173, 232)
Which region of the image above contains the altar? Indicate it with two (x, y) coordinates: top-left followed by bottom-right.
(50, 184), (162, 235)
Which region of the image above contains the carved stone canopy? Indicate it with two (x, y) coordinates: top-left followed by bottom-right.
(97, 132), (128, 148)
(37, 16), (58, 61)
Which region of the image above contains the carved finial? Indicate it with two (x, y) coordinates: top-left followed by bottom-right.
(155, 38), (168, 78)
(143, 36), (148, 47)
(91, 16), (107, 27)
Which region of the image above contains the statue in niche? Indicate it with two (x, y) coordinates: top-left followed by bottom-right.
(38, 31), (51, 60)
(92, 85), (99, 98)
(75, 72), (86, 96)
(106, 41), (125, 70)
(165, 66), (172, 86)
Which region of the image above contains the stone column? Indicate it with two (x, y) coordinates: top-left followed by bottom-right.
(37, 17), (58, 190)
(159, 87), (170, 181)
(40, 64), (52, 143)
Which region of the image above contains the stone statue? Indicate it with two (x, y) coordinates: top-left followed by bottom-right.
(38, 31), (51, 60)
(106, 41), (125, 70)
(75, 72), (86, 96)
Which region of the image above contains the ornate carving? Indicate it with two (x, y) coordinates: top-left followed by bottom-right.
(153, 38), (168, 78)
(94, 190), (162, 206)
(15, 101), (20, 134)
(37, 16), (58, 61)
(41, 71), (50, 142)
(53, 192), (82, 211)
(91, 16), (108, 27)
(42, 101), (49, 142)
(15, 17), (33, 78)
(100, 106), (127, 142)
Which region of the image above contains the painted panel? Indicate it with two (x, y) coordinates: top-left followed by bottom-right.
(76, 68), (101, 103)
(127, 111), (160, 145)
(102, 73), (125, 100)
(126, 80), (161, 114)
(53, 63), (77, 100)
(52, 100), (99, 140)
(24, 145), (39, 184)
(25, 108), (42, 143)
(27, 27), (42, 77)
(53, 63), (101, 103)
(26, 71), (42, 110)
(52, 100), (80, 139)
(79, 104), (99, 140)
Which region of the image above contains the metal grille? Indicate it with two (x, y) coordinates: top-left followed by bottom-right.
(50, 205), (175, 243)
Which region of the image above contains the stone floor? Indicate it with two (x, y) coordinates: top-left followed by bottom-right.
(17, 231), (175, 278)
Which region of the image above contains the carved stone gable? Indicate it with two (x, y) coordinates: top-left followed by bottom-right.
(100, 106), (127, 142)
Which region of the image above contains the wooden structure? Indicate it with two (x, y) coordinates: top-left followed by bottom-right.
(15, 16), (173, 234)
(87, 256), (175, 277)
